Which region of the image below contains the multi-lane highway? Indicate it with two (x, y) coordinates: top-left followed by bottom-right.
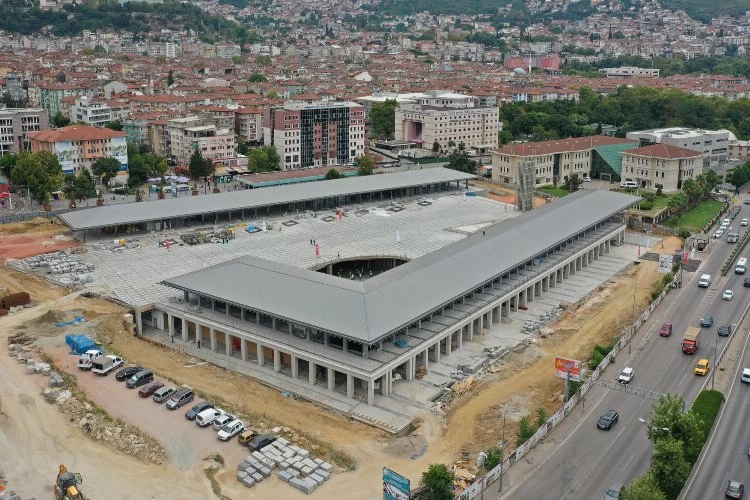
(503, 206), (750, 499)
(682, 319), (750, 499)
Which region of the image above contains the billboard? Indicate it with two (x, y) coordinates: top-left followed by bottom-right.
(0, 182), (9, 200)
(383, 467), (410, 500)
(554, 356), (582, 381)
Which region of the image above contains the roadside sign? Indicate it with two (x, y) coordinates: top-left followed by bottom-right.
(383, 467), (410, 500)
(554, 356), (582, 381)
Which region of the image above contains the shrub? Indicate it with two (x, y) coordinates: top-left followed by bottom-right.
(517, 416), (535, 446)
(535, 407), (549, 429)
(690, 390), (724, 442)
(638, 200), (654, 211)
(482, 447), (503, 470)
(589, 341), (615, 368)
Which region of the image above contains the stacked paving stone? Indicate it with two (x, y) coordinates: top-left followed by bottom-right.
(235, 437), (332, 494)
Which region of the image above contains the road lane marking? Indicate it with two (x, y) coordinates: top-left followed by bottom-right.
(621, 452), (635, 470)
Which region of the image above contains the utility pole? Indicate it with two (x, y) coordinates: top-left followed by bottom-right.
(499, 411), (507, 494)
(712, 333), (717, 390)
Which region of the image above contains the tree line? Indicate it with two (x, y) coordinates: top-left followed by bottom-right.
(500, 86), (750, 143)
(565, 55), (750, 79)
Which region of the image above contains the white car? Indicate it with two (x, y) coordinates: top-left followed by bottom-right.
(618, 367), (634, 384)
(714, 229), (724, 239)
(723, 218), (732, 225)
(77, 350), (104, 370)
(212, 413), (236, 431)
(723, 289), (734, 300)
(742, 218), (749, 226)
(582, 175), (592, 182)
(195, 408), (225, 427)
(217, 419), (245, 441)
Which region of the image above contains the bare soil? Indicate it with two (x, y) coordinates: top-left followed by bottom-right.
(470, 179), (547, 208)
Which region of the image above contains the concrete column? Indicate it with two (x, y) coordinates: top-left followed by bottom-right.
(346, 374), (354, 398)
(446, 334), (452, 356)
(135, 312), (143, 335)
(387, 371), (393, 395)
(240, 338), (247, 361)
(291, 356), (298, 379)
(166, 313), (173, 334)
(273, 349), (281, 372)
(368, 379), (375, 405)
(328, 368), (335, 392)
(257, 343), (264, 366)
(210, 328), (217, 352)
(423, 349), (429, 370)
(309, 362), (316, 385)
(457, 328), (463, 350)
(180, 318), (188, 341)
(434, 343), (441, 363)
(468, 320), (474, 340)
(487, 308), (493, 326)
(380, 374), (388, 396)
(406, 357), (414, 381)
(225, 332), (231, 356)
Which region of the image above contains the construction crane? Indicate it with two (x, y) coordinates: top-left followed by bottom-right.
(54, 465), (85, 500)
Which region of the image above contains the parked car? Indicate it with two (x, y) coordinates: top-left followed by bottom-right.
(745, 276), (750, 287)
(166, 387), (194, 410)
(217, 419), (245, 441)
(603, 483), (623, 500)
(125, 369), (154, 389)
(185, 401), (214, 421)
(718, 324), (733, 337)
(700, 315), (714, 327)
(153, 386), (177, 403)
(138, 381), (164, 398)
(618, 367), (634, 384)
(238, 429), (260, 446)
(742, 218), (749, 226)
(582, 175), (592, 182)
(196, 408), (225, 427)
(77, 350), (104, 370)
(726, 480), (744, 499)
(247, 434), (277, 451)
(695, 358), (711, 376)
(212, 413), (237, 431)
(115, 365), (144, 382)
(723, 289), (735, 301)
(659, 323), (673, 337)
(597, 410), (619, 430)
(741, 368), (750, 383)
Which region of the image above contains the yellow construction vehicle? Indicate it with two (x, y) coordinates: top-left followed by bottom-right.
(54, 465), (85, 500)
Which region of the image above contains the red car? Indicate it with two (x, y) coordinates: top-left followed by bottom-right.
(138, 381), (165, 397)
(660, 323), (672, 337)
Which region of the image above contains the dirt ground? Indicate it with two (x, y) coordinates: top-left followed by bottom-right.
(0, 217), (675, 498)
(470, 179), (547, 208)
(0, 218), (79, 264)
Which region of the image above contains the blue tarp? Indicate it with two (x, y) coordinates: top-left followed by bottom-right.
(64, 334), (102, 354)
(55, 315), (85, 327)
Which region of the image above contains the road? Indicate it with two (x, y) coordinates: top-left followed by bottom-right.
(503, 208), (750, 499)
(681, 314), (750, 498)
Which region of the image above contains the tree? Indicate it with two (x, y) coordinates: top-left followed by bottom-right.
(420, 463), (454, 500)
(482, 447), (503, 471)
(446, 151), (477, 174)
(651, 437), (690, 500)
(325, 168), (343, 180)
(126, 154), (149, 187)
(432, 140), (440, 153)
(91, 157), (121, 186)
(357, 155), (375, 176)
(166, 69), (174, 87)
(62, 170), (95, 201)
(621, 473), (667, 500)
(188, 148), (215, 178)
(564, 174), (584, 192)
(247, 146), (280, 173)
(368, 100), (398, 139)
(0, 153), (17, 180)
(12, 151), (64, 205)
(646, 394), (702, 463)
(105, 120), (123, 131)
(52, 111), (70, 128)
(249, 72), (267, 82)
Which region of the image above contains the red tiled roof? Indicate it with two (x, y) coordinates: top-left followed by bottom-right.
(495, 136), (636, 156)
(628, 143), (703, 159)
(28, 125), (127, 142)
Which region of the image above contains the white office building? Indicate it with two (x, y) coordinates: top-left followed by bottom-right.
(625, 127), (732, 169)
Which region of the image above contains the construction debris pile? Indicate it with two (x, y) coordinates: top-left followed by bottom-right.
(0, 292), (31, 317)
(12, 250), (95, 286)
(0, 468), (23, 500)
(521, 305), (565, 334)
(180, 228), (235, 245)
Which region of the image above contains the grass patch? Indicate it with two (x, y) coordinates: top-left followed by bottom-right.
(665, 199), (724, 231)
(538, 185), (569, 197)
(690, 390), (724, 442)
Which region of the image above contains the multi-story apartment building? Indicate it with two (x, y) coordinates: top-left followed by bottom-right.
(620, 144), (703, 192)
(164, 116), (235, 165)
(33, 82), (97, 116)
(4, 72), (26, 104)
(728, 140), (750, 161)
(236, 108), (264, 146)
(69, 97), (131, 127)
(27, 125), (128, 184)
(492, 136), (639, 186)
(0, 108), (49, 156)
(393, 90), (500, 154)
(262, 96), (366, 170)
(599, 66), (660, 78)
(626, 127), (730, 169)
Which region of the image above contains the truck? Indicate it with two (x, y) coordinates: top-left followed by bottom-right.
(76, 350), (104, 370)
(91, 355), (124, 375)
(682, 327), (701, 354)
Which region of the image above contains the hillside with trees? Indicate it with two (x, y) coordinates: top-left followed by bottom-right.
(565, 55), (750, 78)
(658, 0), (750, 23)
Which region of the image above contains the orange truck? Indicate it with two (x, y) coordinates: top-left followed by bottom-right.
(682, 327), (701, 354)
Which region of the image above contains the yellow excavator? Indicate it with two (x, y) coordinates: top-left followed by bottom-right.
(54, 465), (85, 500)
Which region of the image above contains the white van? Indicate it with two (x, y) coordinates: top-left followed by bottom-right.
(741, 368), (750, 383)
(620, 180), (638, 189)
(698, 274), (711, 287)
(736, 258), (748, 274)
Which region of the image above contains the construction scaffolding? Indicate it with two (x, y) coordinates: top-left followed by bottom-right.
(516, 160), (536, 213)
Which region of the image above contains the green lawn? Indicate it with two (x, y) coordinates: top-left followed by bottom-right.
(632, 194), (672, 214)
(666, 199), (725, 231)
(538, 185), (569, 197)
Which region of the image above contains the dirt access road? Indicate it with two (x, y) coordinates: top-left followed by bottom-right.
(0, 230), (670, 499)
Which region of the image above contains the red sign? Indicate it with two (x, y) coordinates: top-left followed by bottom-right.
(0, 182), (9, 200)
(554, 356), (582, 381)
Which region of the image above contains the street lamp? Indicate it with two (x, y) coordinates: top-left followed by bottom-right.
(638, 417), (670, 462)
(712, 333), (718, 390)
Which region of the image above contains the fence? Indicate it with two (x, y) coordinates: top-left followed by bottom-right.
(457, 269), (678, 500)
(0, 207), (70, 224)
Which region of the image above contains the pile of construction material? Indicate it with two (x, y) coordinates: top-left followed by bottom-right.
(180, 228), (235, 246)
(0, 292), (31, 316)
(521, 305), (564, 334)
(236, 437), (332, 494)
(23, 251), (94, 275)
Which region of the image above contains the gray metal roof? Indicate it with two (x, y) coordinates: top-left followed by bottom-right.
(161, 189), (639, 344)
(58, 168), (476, 231)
